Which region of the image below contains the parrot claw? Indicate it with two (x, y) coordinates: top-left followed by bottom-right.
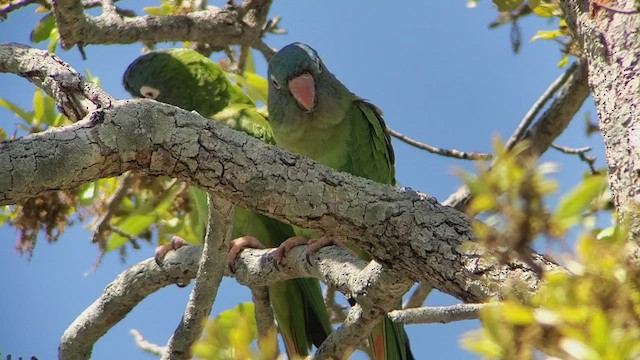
(227, 236), (265, 274)
(273, 236), (309, 268)
(305, 236), (343, 265)
(155, 236), (190, 266)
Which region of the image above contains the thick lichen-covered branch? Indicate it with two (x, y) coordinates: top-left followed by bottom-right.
(58, 242), (408, 360)
(0, 42), (113, 121)
(50, 0), (273, 50)
(0, 97), (561, 303)
(560, 0), (640, 238)
(161, 195), (234, 360)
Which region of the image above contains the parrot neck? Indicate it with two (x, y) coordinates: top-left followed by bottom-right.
(272, 113), (351, 170)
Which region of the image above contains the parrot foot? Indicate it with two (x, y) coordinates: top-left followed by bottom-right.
(227, 236), (265, 273)
(305, 236), (343, 264)
(273, 235), (309, 267)
(155, 236), (190, 265)
(155, 236), (191, 287)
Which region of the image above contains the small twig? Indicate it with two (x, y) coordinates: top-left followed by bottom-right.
(91, 172), (135, 245)
(0, 0), (39, 20)
(444, 59), (589, 210)
(250, 286), (279, 356)
(237, 45), (250, 74)
(254, 40), (276, 61)
(59, 246), (201, 360)
(506, 61), (580, 149)
(311, 304), (380, 360)
(387, 128), (492, 160)
(403, 283), (432, 309)
(130, 329), (165, 356)
(551, 143), (598, 174)
(162, 195), (234, 360)
(389, 303), (488, 325)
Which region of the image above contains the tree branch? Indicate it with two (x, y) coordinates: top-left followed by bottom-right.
(389, 304), (486, 325)
(403, 283), (432, 309)
(0, 42), (113, 121)
(250, 286), (278, 355)
(58, 245), (200, 360)
(560, 0), (640, 237)
(50, 0), (273, 50)
(388, 127), (492, 160)
(0, 94), (561, 303)
(57, 240), (411, 359)
(444, 59), (590, 210)
(161, 195), (234, 360)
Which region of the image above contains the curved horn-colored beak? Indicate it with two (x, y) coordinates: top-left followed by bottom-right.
(288, 73), (315, 112)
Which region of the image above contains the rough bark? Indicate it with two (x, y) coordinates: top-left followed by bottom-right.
(560, 0), (640, 237)
(0, 98), (562, 303)
(51, 0), (273, 50)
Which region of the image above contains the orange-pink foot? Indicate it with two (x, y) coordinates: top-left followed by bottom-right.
(306, 236), (343, 264)
(155, 236), (190, 265)
(273, 236), (309, 267)
(227, 236), (265, 273)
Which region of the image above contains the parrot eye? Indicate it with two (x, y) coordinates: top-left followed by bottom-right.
(140, 86), (160, 100)
(270, 74), (282, 90)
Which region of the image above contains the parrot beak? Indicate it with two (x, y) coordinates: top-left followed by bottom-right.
(288, 73), (316, 112)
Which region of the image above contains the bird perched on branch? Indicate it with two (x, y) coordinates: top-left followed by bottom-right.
(267, 42), (413, 360)
(123, 48), (332, 358)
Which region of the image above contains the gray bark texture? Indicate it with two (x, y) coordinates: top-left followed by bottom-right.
(0, 98), (561, 303)
(561, 0), (640, 237)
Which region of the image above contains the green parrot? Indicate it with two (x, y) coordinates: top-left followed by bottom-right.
(122, 48), (332, 358)
(267, 43), (414, 360)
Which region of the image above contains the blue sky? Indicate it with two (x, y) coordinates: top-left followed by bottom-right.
(0, 1), (602, 359)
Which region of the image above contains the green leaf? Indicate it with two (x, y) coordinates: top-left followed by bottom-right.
(106, 183), (182, 251)
(531, 29), (564, 42)
(41, 91), (58, 126)
(48, 28), (59, 54)
(229, 72), (268, 104)
(558, 55), (570, 68)
(493, 0), (524, 12)
(244, 49), (256, 74)
(32, 89), (45, 125)
(553, 174), (607, 227)
(0, 98), (32, 122)
(30, 14), (55, 43)
(0, 128), (6, 140)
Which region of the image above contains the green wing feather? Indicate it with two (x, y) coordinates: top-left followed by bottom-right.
(123, 48), (331, 357)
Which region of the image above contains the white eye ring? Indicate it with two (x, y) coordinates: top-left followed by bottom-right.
(140, 86), (160, 100)
(270, 74), (281, 89)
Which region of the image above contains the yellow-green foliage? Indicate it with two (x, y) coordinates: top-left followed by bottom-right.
(463, 228), (640, 359)
(192, 302), (279, 360)
(461, 142), (631, 359)
(459, 138), (559, 266)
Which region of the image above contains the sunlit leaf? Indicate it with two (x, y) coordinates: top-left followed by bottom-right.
(48, 28), (59, 53)
(558, 55), (570, 68)
(553, 174), (607, 227)
(30, 14), (55, 43)
(0, 98), (32, 122)
(493, 0), (524, 12)
(32, 89), (44, 125)
(531, 29), (564, 42)
(229, 71), (268, 104)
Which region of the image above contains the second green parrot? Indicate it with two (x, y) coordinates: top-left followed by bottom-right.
(122, 48), (332, 358)
(267, 43), (414, 360)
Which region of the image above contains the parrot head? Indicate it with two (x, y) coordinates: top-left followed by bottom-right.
(268, 43), (325, 114)
(123, 49), (251, 118)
